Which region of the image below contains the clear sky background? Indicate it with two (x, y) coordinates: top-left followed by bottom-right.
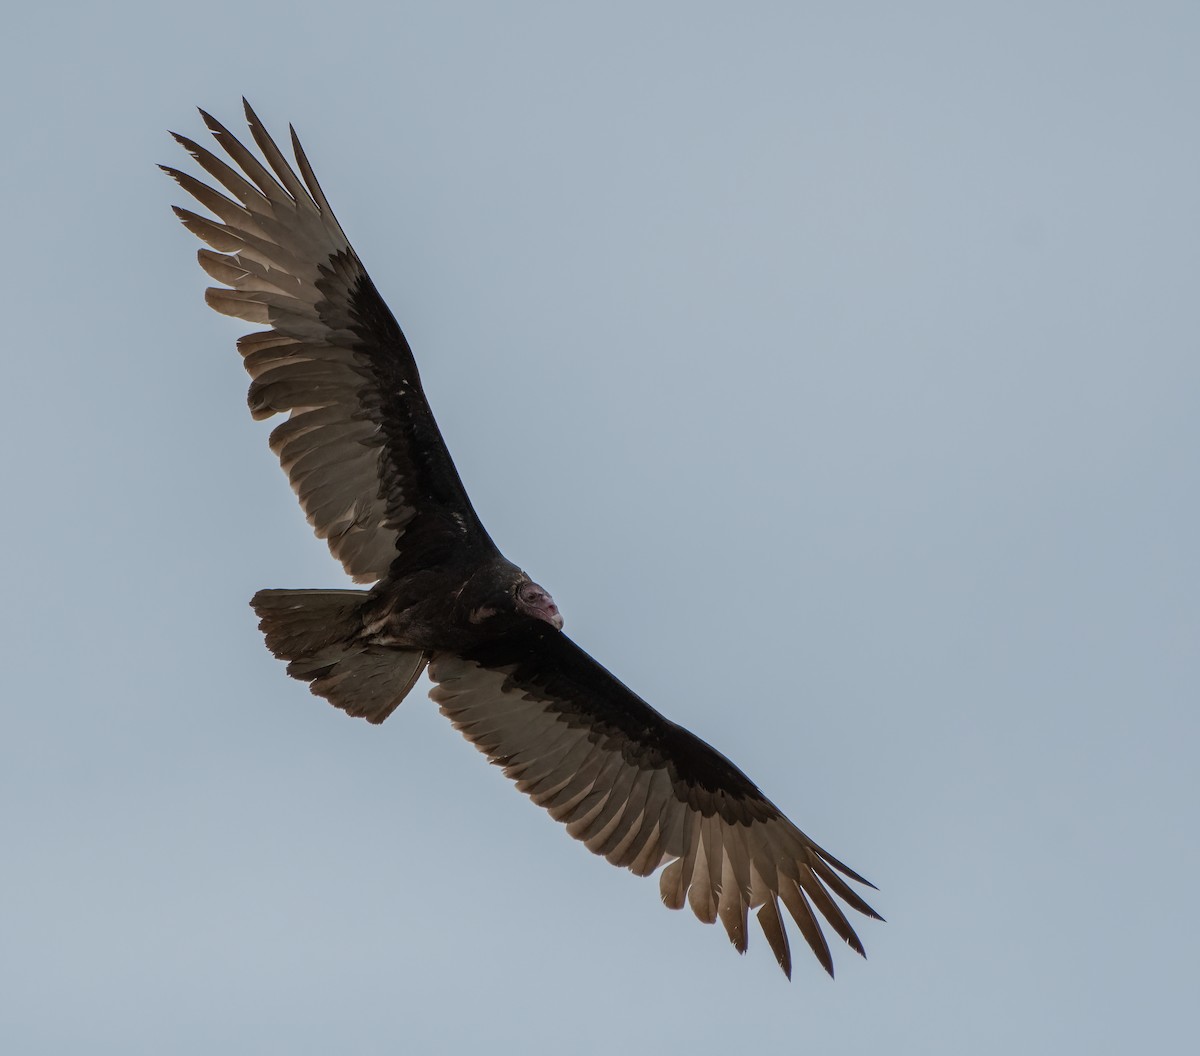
(2, 2), (1196, 1052)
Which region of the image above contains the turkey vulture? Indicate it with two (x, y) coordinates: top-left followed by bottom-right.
(164, 101), (882, 979)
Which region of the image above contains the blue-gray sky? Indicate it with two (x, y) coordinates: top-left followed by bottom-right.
(2, 2), (1197, 1052)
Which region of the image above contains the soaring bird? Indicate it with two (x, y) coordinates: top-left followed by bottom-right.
(164, 101), (882, 979)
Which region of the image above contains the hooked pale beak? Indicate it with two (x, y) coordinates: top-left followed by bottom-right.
(532, 592), (564, 630)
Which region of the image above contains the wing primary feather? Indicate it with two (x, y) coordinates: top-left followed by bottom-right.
(796, 870), (866, 958)
(755, 897), (793, 979)
(289, 124), (343, 231)
(196, 250), (250, 288)
(160, 166), (255, 230)
(809, 854), (885, 921)
(170, 132), (270, 212)
(198, 108), (291, 201)
(778, 880), (835, 978)
(811, 845), (880, 891)
(243, 99), (314, 208)
(171, 207), (245, 253)
(202, 252), (309, 299)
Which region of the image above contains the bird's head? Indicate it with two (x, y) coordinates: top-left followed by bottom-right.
(512, 577), (564, 630)
(460, 563), (564, 633)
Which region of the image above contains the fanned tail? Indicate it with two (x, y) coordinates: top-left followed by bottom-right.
(252, 588), (427, 724)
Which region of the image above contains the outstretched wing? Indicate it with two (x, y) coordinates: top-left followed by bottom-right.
(164, 102), (495, 582)
(428, 631), (882, 978)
